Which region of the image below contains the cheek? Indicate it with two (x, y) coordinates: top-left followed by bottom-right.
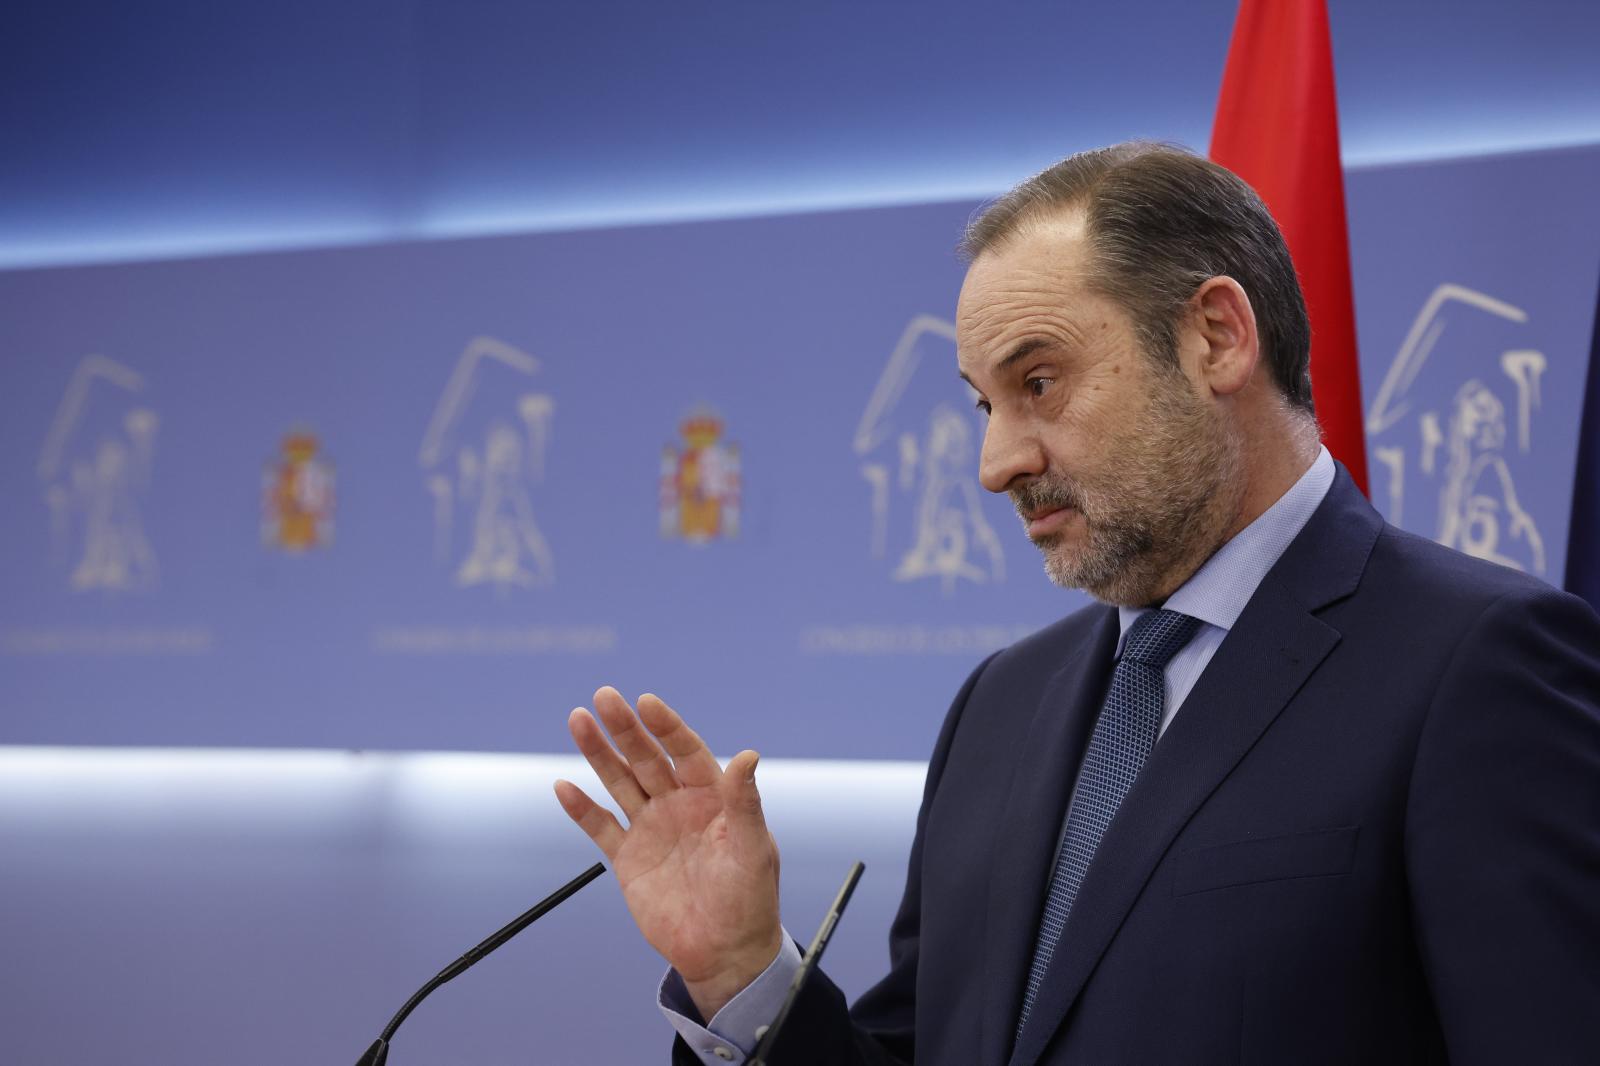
(1035, 403), (1109, 476)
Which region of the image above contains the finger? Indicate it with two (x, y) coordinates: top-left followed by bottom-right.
(718, 749), (770, 851)
(553, 779), (625, 861)
(593, 686), (680, 797)
(568, 707), (649, 818)
(637, 693), (721, 789)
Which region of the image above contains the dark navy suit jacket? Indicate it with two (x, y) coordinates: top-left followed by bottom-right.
(675, 469), (1600, 1065)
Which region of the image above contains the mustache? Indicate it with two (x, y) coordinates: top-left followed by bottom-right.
(1010, 476), (1084, 518)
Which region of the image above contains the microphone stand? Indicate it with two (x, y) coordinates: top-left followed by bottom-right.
(354, 862), (606, 1066)
(748, 861), (865, 1066)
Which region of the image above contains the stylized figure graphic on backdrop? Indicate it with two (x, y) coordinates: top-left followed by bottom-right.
(419, 337), (555, 592)
(854, 315), (1004, 594)
(37, 355), (160, 592)
(1367, 283), (1548, 574)
(659, 410), (741, 543)
(893, 405), (1003, 592)
(1436, 380), (1545, 572)
(263, 430), (335, 551)
(456, 420), (554, 587)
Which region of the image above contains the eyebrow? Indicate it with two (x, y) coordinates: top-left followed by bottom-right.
(959, 338), (1053, 388)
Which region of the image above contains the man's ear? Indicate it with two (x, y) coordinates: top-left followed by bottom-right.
(1186, 276), (1260, 397)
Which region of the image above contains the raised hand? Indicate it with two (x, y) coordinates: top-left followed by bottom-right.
(554, 686), (783, 1019)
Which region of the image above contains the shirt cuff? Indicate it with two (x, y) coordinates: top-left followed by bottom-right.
(658, 934), (805, 1064)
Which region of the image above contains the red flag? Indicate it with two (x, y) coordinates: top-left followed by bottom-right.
(1210, 0), (1368, 495)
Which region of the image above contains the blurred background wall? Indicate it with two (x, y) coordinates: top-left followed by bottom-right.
(2, 2), (1598, 1063)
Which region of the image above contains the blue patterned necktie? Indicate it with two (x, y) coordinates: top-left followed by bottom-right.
(1016, 608), (1203, 1035)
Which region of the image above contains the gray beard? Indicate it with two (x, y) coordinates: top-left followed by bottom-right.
(1013, 380), (1243, 607)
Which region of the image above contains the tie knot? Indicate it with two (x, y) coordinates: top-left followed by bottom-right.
(1122, 609), (1202, 668)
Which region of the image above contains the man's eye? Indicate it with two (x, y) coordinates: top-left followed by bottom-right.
(975, 398), (992, 416)
(1026, 376), (1053, 397)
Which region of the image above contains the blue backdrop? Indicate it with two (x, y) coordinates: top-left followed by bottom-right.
(2, 144), (1597, 760)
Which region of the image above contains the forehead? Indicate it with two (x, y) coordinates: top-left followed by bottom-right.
(956, 211), (1112, 369)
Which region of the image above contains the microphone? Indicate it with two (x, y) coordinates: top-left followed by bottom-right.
(749, 861), (865, 1066)
(354, 861), (606, 1066)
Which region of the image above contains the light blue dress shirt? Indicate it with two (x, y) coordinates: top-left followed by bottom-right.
(662, 447), (1337, 1064)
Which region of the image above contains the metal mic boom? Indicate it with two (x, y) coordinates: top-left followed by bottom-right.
(354, 861), (607, 1066)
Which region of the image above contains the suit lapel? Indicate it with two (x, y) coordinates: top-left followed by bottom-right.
(1006, 468), (1382, 1066)
(977, 607), (1119, 1066)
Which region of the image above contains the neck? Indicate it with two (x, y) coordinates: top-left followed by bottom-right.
(1221, 414), (1322, 543)
(1130, 412), (1320, 607)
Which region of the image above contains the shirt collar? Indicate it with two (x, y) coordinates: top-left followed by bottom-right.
(1115, 446), (1336, 656)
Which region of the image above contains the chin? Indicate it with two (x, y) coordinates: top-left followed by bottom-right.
(1040, 545), (1160, 607)
(1038, 548), (1097, 594)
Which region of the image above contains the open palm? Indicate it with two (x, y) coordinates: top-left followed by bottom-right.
(554, 687), (783, 1017)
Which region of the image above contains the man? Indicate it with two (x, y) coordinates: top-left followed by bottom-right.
(554, 143), (1600, 1064)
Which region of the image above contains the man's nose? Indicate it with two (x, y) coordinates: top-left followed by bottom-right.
(978, 415), (1046, 494)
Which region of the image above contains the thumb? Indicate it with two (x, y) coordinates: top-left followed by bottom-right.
(721, 749), (768, 838)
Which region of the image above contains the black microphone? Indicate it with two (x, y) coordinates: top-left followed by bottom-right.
(354, 861), (606, 1066)
(748, 861), (865, 1066)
